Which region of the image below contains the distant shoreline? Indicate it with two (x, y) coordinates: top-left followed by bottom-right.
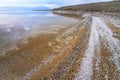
(34, 10), (51, 11)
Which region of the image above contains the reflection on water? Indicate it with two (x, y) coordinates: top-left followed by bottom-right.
(0, 11), (78, 56)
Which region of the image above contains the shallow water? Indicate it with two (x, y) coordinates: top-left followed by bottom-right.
(0, 11), (78, 56)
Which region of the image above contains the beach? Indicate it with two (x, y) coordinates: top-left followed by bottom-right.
(0, 2), (120, 80)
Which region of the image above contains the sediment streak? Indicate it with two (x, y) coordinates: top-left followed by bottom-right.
(75, 16), (120, 80)
(75, 17), (100, 80)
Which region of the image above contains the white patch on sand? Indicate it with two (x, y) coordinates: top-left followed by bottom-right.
(20, 55), (53, 80)
(75, 16), (120, 80)
(75, 17), (100, 80)
(102, 15), (120, 28)
(95, 17), (120, 70)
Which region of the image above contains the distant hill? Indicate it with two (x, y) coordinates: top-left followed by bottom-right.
(53, 1), (120, 12)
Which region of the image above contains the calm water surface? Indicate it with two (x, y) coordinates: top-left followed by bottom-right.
(0, 11), (78, 55)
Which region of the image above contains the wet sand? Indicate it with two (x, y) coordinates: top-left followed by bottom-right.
(0, 12), (120, 80)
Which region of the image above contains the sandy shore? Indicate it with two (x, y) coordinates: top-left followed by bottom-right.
(0, 11), (120, 80)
